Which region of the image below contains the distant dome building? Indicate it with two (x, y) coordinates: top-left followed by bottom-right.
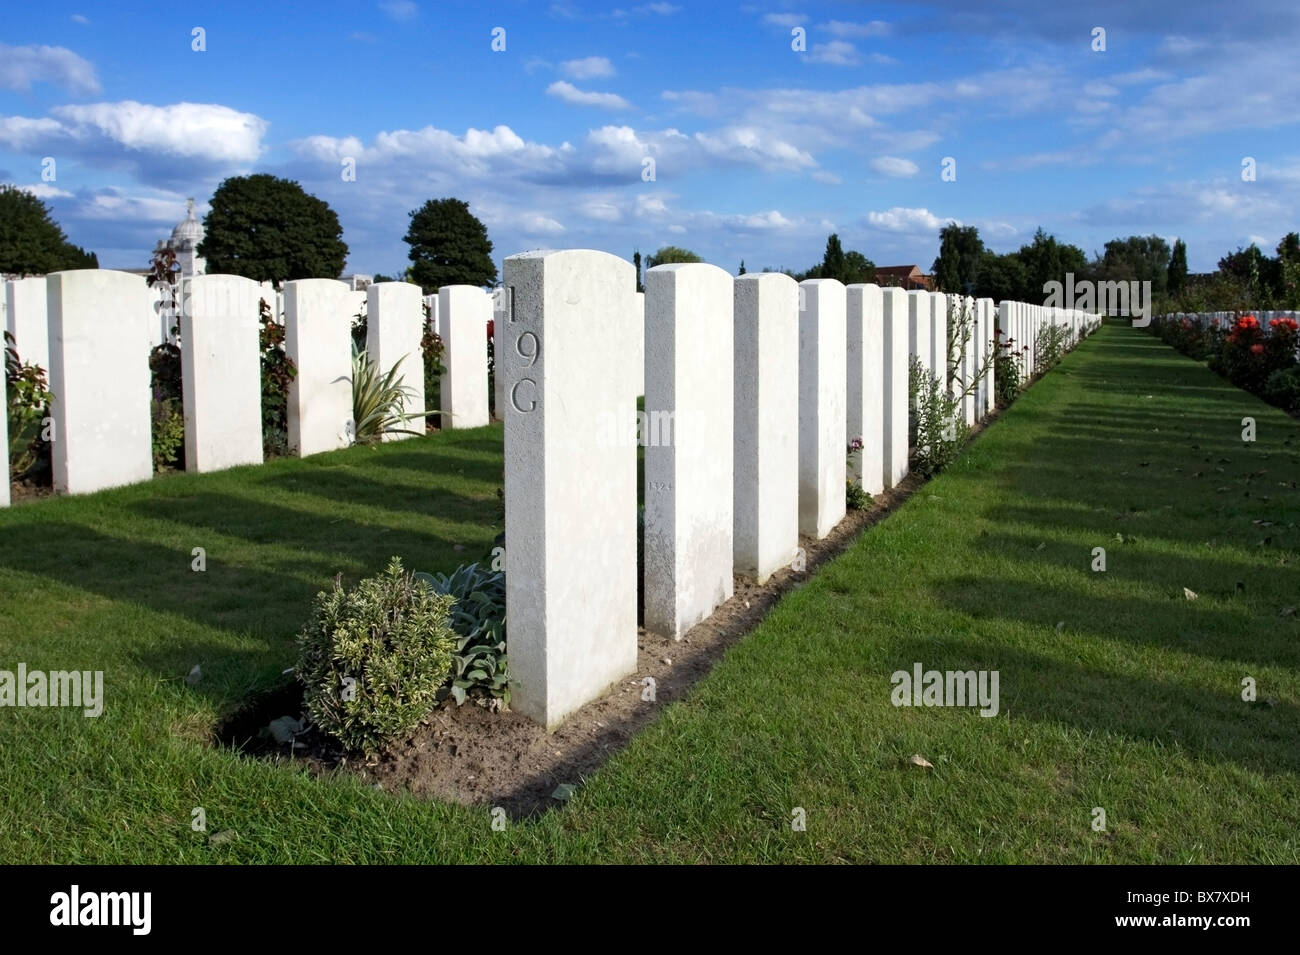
(155, 198), (206, 279)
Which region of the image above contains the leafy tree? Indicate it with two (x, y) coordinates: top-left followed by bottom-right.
(646, 245), (702, 268)
(1277, 232), (1300, 264)
(1017, 228), (1087, 300)
(931, 223), (985, 293)
(0, 185), (98, 275)
(404, 198), (497, 294)
(1167, 239), (1189, 295)
(974, 251), (1029, 303)
(1097, 234), (1171, 295)
(199, 174), (347, 284)
(738, 259), (746, 275)
(632, 250), (644, 292)
(843, 250), (875, 284)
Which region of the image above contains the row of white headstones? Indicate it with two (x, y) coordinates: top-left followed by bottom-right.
(498, 250), (1101, 728)
(2, 259), (1101, 732)
(1, 271), (502, 506)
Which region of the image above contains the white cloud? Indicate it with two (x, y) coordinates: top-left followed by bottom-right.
(868, 156), (918, 178)
(378, 1), (418, 21)
(821, 20), (889, 38)
(762, 13), (806, 28)
(14, 183), (72, 199)
(693, 126), (816, 170)
(811, 170), (842, 184)
(70, 14), (90, 25)
(519, 212), (565, 235)
(49, 101), (266, 162)
(546, 81), (632, 109)
(0, 43), (100, 95)
(561, 56), (616, 79)
(866, 207), (950, 233)
(808, 41), (860, 66)
(580, 196), (623, 221)
(637, 2), (680, 13)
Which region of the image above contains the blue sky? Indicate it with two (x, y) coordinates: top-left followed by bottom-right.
(2, 0), (1298, 276)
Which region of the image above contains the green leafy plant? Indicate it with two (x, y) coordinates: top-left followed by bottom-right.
(151, 398), (185, 471)
(296, 557), (457, 755)
(421, 305), (444, 430)
(4, 330), (52, 480)
(415, 562), (508, 706)
(910, 356), (969, 476)
(993, 327), (1023, 407)
(1264, 365), (1300, 413)
(1034, 323), (1068, 372)
(259, 296), (297, 458)
(148, 342), (185, 472)
(351, 345), (432, 443)
(845, 436), (871, 510)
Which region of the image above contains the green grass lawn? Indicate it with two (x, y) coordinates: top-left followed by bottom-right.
(1, 321), (1297, 863)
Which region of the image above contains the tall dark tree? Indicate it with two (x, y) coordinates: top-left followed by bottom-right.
(0, 185), (98, 275)
(199, 174), (347, 284)
(1167, 238), (1189, 295)
(404, 198), (496, 293)
(820, 233), (847, 284)
(1276, 232), (1299, 264)
(931, 223), (985, 293)
(738, 259), (746, 275)
(632, 249), (644, 292)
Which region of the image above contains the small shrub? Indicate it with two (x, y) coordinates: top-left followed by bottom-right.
(259, 297), (297, 458)
(415, 562), (509, 706)
(149, 343), (184, 471)
(151, 398), (185, 471)
(993, 327), (1023, 407)
(910, 356), (969, 476)
(352, 345), (431, 443)
(4, 330), (52, 480)
(1034, 323), (1068, 372)
(845, 436), (871, 510)
(421, 313), (444, 431)
(1265, 365), (1300, 413)
(297, 557), (457, 755)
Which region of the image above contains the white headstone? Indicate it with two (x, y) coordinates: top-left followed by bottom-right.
(881, 287), (910, 489)
(285, 278), (353, 457)
(5, 277), (49, 373)
(931, 291), (949, 396)
(960, 296), (976, 425)
(47, 270), (152, 494)
(439, 285), (490, 429)
(980, 299), (996, 417)
(846, 283), (884, 495)
(798, 279), (847, 539)
(644, 263), (734, 638)
(502, 249), (639, 729)
(908, 290), (932, 400)
(733, 272), (799, 583)
(491, 286), (509, 422)
(181, 275), (264, 472)
(367, 281), (425, 440)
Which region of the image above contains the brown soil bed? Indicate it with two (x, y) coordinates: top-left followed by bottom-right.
(216, 456), (951, 819)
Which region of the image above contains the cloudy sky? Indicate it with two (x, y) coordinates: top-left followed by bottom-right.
(2, 0), (1298, 276)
